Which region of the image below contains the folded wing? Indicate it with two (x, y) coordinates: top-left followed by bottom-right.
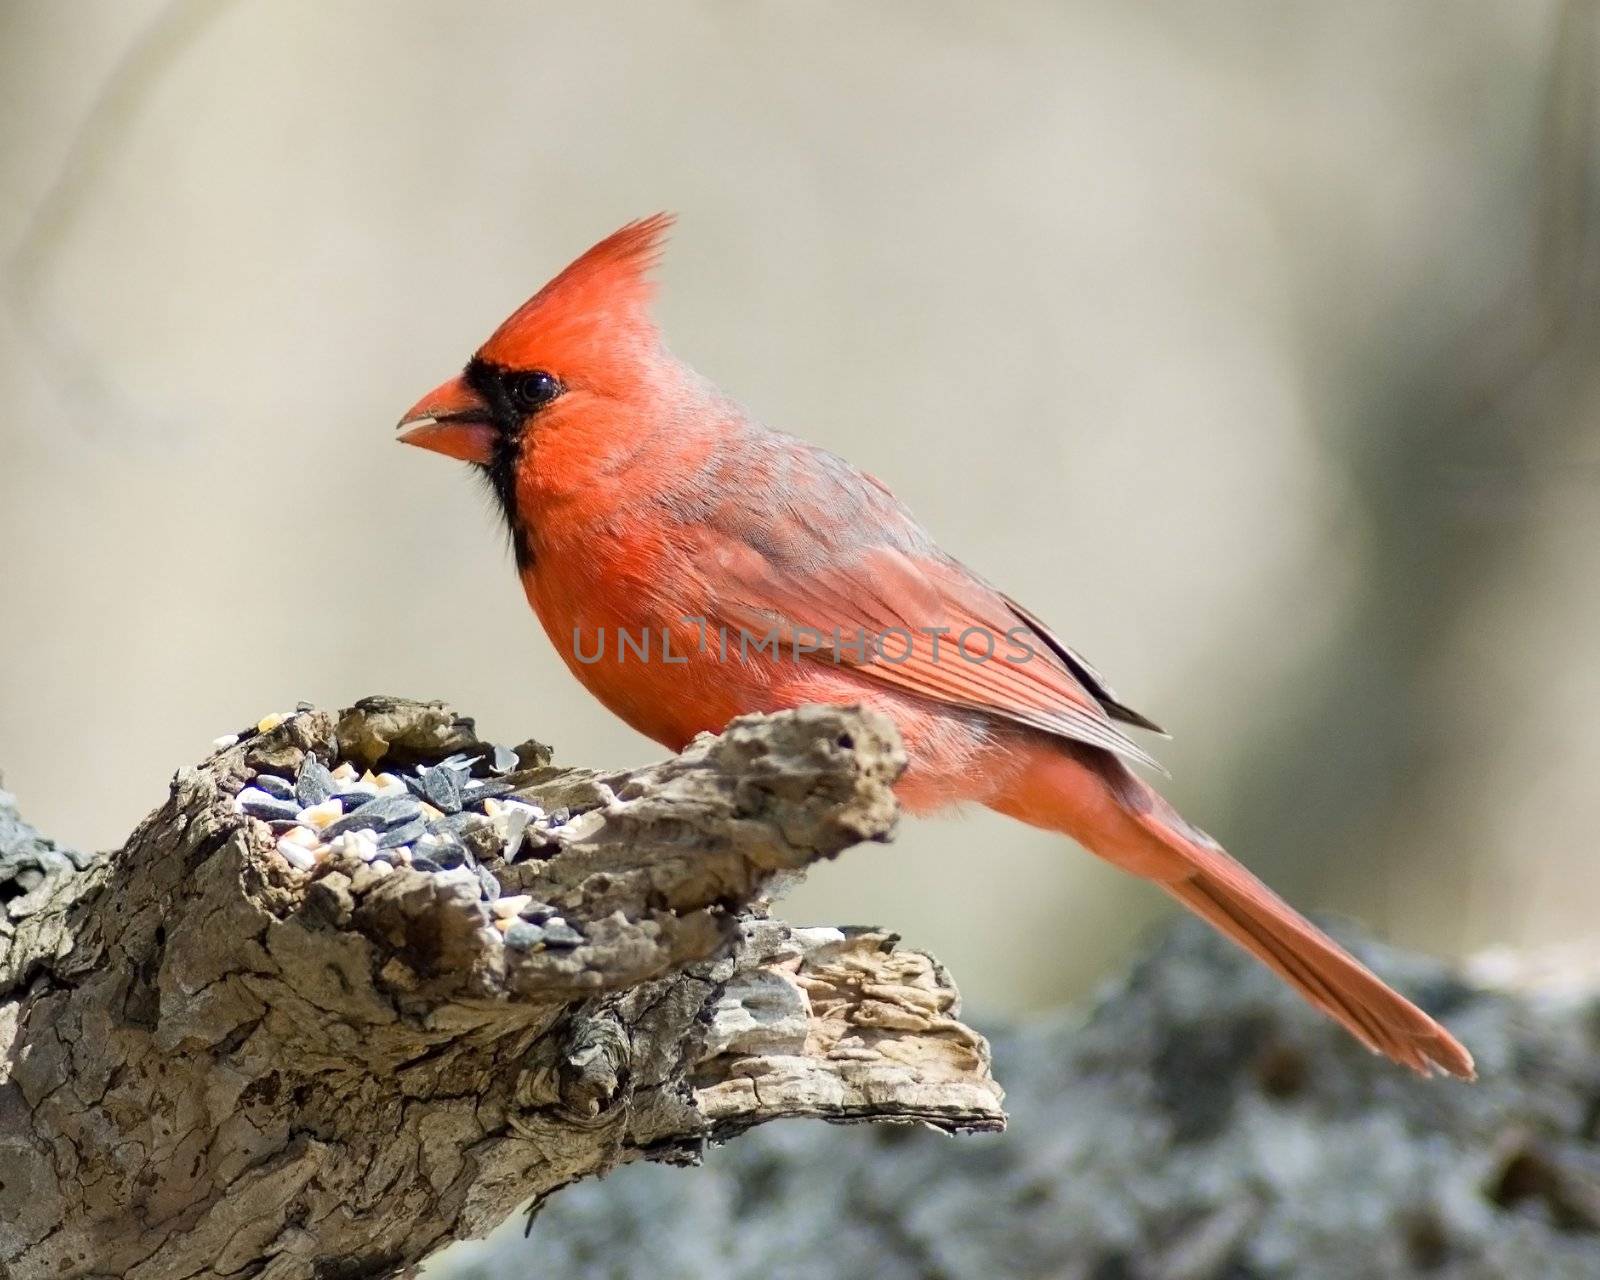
(709, 535), (1162, 769)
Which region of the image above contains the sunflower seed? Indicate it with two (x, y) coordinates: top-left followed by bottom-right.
(321, 794), (421, 840)
(462, 780), (514, 807)
(253, 774), (296, 800)
(427, 811), (474, 836)
(476, 865), (501, 901)
(377, 818), (429, 849)
(428, 812), (500, 863)
(541, 919), (583, 948)
(422, 767), (464, 814)
(296, 759), (336, 807)
(422, 834), (470, 869)
(238, 792), (300, 822)
(504, 921), (544, 951)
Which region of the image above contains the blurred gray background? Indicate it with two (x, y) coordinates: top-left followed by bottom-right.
(2, 0), (1597, 1031)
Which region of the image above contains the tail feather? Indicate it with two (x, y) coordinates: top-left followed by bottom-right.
(1163, 871), (1471, 1077)
(994, 746), (1475, 1080)
(1138, 799), (1475, 1080)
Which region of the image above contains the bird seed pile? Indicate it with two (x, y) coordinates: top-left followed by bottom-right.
(227, 722), (597, 952)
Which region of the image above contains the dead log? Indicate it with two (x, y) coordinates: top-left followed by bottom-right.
(0, 698), (1003, 1280)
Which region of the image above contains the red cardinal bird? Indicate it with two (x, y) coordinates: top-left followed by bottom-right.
(398, 215), (1473, 1079)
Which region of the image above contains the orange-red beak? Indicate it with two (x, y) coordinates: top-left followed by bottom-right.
(396, 375), (498, 463)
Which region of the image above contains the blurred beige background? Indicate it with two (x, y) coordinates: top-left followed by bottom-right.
(2, 0), (1596, 1016)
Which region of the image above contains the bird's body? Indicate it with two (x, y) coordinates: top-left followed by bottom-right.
(523, 407), (1011, 809)
(400, 215), (1474, 1079)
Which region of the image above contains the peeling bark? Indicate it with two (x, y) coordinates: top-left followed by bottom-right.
(0, 699), (1003, 1280)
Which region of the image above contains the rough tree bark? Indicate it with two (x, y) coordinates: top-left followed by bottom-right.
(0, 699), (1004, 1280)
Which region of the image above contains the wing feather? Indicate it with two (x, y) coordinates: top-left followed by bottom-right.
(682, 433), (1164, 768)
(711, 543), (1163, 769)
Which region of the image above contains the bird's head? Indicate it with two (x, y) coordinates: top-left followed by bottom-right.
(396, 214), (677, 551)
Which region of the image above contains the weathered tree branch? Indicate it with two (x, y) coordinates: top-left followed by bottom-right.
(0, 699), (1003, 1280)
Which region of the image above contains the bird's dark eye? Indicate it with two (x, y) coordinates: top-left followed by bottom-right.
(505, 370), (561, 414)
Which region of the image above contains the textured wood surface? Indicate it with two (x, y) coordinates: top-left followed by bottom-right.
(0, 699), (1002, 1279)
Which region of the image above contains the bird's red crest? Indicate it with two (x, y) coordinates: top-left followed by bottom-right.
(476, 214), (675, 377)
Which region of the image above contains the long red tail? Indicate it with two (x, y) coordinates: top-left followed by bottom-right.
(993, 745), (1474, 1080)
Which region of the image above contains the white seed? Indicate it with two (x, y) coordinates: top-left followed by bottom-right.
(330, 762), (358, 784)
(234, 786), (281, 810)
(327, 831), (379, 861)
(279, 825), (319, 848)
(491, 895), (531, 919)
(373, 773), (407, 796)
(276, 838), (316, 870)
(212, 733), (240, 750)
(500, 802), (537, 855)
(297, 799), (344, 829)
(481, 798), (504, 819)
